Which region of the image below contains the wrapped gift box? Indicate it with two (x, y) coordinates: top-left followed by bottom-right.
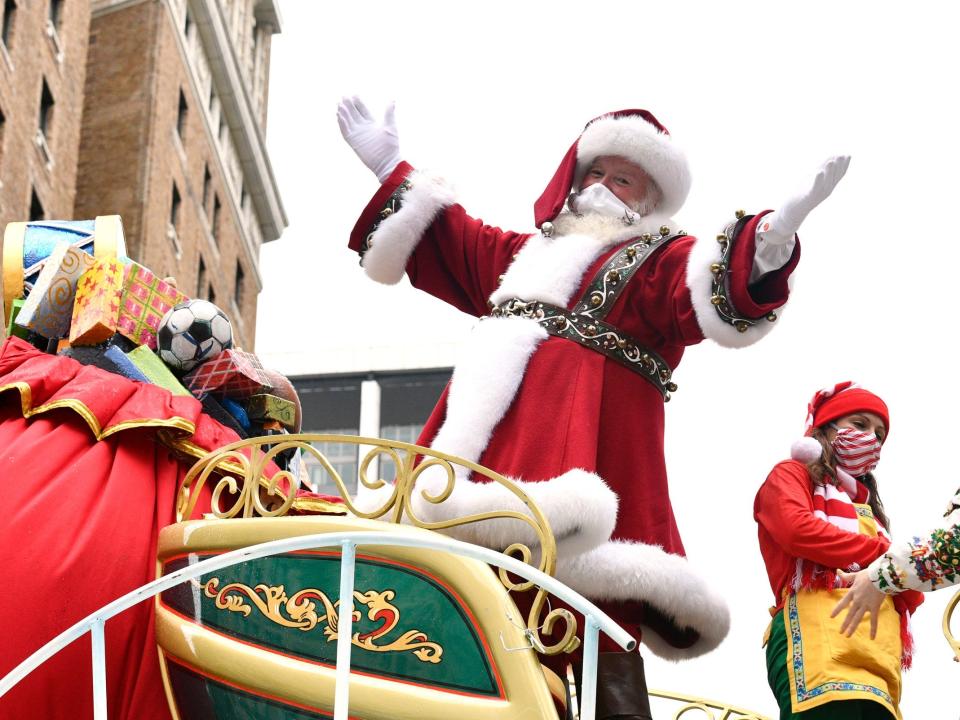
(126, 346), (192, 397)
(69, 258), (125, 346)
(3, 215), (126, 326)
(103, 345), (150, 383)
(14, 241), (96, 339)
(5, 299), (29, 340)
(246, 393), (297, 430)
(116, 262), (186, 349)
(183, 349), (271, 399)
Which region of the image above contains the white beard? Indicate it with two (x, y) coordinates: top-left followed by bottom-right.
(550, 209), (675, 244)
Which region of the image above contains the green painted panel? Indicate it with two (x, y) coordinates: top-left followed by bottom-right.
(167, 658), (333, 720)
(161, 553), (499, 696)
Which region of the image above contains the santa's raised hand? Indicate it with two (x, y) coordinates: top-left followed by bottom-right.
(758, 155), (852, 245)
(337, 96), (401, 183)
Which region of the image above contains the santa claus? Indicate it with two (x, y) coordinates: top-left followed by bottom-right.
(339, 97), (848, 716)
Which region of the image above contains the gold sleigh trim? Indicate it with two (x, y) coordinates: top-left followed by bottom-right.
(203, 577), (443, 663)
(0, 380), (196, 440)
(177, 434), (579, 657)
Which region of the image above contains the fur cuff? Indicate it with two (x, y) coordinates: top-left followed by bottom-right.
(361, 169), (456, 285)
(555, 540), (730, 660)
(409, 466), (618, 557)
(685, 230), (785, 348)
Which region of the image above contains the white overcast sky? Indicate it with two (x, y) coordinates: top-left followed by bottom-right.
(257, 2), (960, 715)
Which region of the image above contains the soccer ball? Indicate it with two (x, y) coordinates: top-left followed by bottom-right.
(157, 299), (233, 372)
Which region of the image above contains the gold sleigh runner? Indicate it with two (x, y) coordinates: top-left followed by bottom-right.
(203, 578), (443, 663)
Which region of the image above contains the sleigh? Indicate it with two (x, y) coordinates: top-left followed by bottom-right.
(2, 430), (775, 719)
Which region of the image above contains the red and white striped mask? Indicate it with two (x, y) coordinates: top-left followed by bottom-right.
(831, 427), (882, 476)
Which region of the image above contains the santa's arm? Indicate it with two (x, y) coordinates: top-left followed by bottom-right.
(684, 156), (849, 348)
(340, 98), (524, 317)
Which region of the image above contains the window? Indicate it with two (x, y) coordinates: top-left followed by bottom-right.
(176, 89), (187, 140)
(379, 423), (425, 481)
(169, 183), (181, 229)
(218, 113), (227, 144)
(234, 261), (245, 308)
(183, 8), (193, 38)
(211, 193), (220, 243)
(48, 0), (62, 29)
(196, 256), (206, 297)
(305, 433), (359, 495)
(29, 189), (44, 220)
(2, 0), (16, 49)
(38, 78), (54, 141)
(202, 164), (211, 210)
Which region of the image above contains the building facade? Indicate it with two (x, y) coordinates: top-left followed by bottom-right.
(291, 368), (453, 496)
(0, 0), (285, 348)
(73, 0), (286, 349)
(0, 0), (91, 224)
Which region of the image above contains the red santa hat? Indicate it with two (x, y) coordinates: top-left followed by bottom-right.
(791, 381), (890, 463)
(533, 109), (692, 228)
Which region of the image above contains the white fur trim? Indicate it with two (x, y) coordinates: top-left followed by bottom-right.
(489, 211), (674, 308)
(576, 115), (691, 217)
(431, 316), (548, 464)
(361, 170), (456, 285)
(790, 437), (823, 464)
(685, 229), (790, 348)
(555, 541), (730, 660)
(410, 466), (618, 556)
(412, 316), (616, 555)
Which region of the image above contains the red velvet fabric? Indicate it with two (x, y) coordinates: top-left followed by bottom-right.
(350, 166), (798, 659)
(0, 337), (239, 720)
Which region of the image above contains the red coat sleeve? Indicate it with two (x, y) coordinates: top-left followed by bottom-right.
(348, 162), (527, 318)
(727, 211), (800, 315)
(754, 461), (888, 570)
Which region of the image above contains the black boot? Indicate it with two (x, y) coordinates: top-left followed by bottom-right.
(578, 651), (652, 720)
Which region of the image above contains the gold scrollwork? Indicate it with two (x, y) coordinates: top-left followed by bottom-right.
(203, 578), (443, 663)
(647, 689), (770, 720)
(943, 587), (960, 662)
(176, 434), (573, 656)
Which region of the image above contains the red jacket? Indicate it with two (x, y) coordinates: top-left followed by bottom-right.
(755, 459), (922, 617)
(349, 161), (799, 660)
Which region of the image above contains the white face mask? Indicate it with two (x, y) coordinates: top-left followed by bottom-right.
(571, 183), (637, 220)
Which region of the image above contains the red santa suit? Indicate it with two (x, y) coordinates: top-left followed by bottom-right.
(348, 110), (799, 660)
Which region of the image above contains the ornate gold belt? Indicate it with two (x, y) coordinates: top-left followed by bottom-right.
(491, 298), (677, 401)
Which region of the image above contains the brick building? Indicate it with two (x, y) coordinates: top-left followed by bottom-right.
(0, 0), (285, 349)
(0, 0), (91, 223)
(73, 0), (286, 349)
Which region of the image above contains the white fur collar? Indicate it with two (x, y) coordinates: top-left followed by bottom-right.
(489, 210), (677, 308)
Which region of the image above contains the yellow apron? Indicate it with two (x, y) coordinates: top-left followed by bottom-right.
(774, 504), (904, 718)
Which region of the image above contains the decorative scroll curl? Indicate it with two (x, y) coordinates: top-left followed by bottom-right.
(175, 434), (574, 655)
(943, 587), (960, 663)
(203, 578), (443, 663)
(647, 689), (770, 720)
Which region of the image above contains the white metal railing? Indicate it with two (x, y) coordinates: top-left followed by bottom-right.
(0, 530), (635, 720)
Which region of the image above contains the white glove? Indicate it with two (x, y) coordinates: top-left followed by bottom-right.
(337, 96), (401, 183)
(757, 155), (851, 245)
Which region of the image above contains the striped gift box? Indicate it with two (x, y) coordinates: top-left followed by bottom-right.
(116, 262), (186, 349)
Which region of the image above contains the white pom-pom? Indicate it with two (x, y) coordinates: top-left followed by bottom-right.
(791, 437), (823, 463)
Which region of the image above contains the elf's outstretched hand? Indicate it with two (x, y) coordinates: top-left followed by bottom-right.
(758, 155), (851, 245)
(337, 96), (401, 183)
